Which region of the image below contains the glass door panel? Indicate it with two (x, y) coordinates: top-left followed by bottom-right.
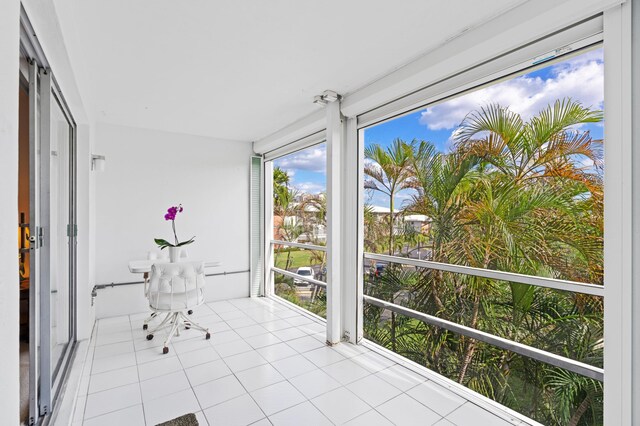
(36, 67), (76, 418)
(49, 95), (71, 375)
(27, 59), (40, 426)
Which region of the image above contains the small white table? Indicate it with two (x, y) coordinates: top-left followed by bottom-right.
(128, 259), (222, 274)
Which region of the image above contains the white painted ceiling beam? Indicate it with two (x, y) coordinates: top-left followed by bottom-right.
(341, 0), (623, 118)
(255, 0), (622, 152)
(253, 109), (324, 155)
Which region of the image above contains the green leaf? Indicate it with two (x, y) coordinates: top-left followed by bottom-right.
(177, 236), (196, 247)
(154, 238), (173, 249)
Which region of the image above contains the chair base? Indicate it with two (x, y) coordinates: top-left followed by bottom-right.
(143, 309), (193, 330)
(145, 310), (210, 354)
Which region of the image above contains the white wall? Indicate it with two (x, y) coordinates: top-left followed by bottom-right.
(76, 123), (95, 340)
(0, 1), (21, 423)
(94, 123), (252, 318)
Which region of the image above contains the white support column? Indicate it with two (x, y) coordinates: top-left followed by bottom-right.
(0, 0), (20, 423)
(263, 160), (274, 297)
(326, 99), (342, 344)
(356, 127), (365, 341)
(603, 3), (633, 425)
(341, 117), (363, 343)
(632, 1), (640, 423)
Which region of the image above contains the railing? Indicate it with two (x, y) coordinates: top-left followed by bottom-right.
(270, 240), (328, 317)
(272, 267), (327, 288)
(271, 239), (327, 252)
(363, 252), (604, 382)
(270, 240), (327, 284)
(365, 252), (604, 297)
(268, 244), (604, 380)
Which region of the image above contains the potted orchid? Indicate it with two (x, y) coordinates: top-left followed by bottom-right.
(154, 204), (195, 262)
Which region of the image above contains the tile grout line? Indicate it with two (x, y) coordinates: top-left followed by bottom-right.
(83, 323), (318, 422)
(211, 314), (371, 421)
(178, 305), (342, 420)
(88, 304), (327, 421)
(85, 306), (272, 423)
(83, 299), (465, 426)
(171, 331), (208, 425)
(306, 382), (373, 425)
(78, 321), (99, 424)
(271, 399), (337, 426)
(211, 301), (437, 425)
(129, 313), (148, 426)
(212, 343), (271, 424)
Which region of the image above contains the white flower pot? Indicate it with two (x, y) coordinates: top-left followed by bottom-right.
(168, 246), (181, 263)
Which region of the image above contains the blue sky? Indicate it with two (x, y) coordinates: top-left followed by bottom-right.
(274, 143), (327, 195)
(275, 48), (604, 208)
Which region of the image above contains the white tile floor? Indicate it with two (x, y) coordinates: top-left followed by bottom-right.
(70, 297), (529, 426)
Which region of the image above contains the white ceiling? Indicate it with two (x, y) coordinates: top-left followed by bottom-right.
(52, 0), (522, 142)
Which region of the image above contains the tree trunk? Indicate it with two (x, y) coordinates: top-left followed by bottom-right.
(389, 193), (394, 256)
(429, 245), (445, 311)
(568, 396), (591, 426)
(458, 295), (481, 384)
(432, 329), (444, 369)
(391, 312), (397, 352)
(285, 250), (292, 271)
(274, 249), (281, 270)
(431, 269), (445, 312)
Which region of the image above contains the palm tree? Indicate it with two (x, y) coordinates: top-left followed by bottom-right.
(407, 140), (479, 312)
(272, 183), (303, 270)
(365, 138), (414, 255)
(299, 193), (328, 277)
(376, 100), (606, 423)
(454, 98), (604, 283)
(273, 166), (290, 203)
(299, 193), (326, 244)
(454, 99), (603, 193)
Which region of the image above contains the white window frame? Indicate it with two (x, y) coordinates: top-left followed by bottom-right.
(260, 133), (332, 329)
(602, 4), (633, 425)
(351, 12), (626, 426)
(255, 3), (635, 422)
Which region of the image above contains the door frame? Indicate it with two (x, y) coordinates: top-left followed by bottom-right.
(20, 8), (78, 424)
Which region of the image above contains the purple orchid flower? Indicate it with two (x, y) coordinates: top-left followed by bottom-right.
(164, 204), (184, 221)
(155, 204), (195, 250)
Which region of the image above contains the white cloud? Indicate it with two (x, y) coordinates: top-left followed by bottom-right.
(292, 181), (325, 194)
(443, 127), (464, 152)
(275, 145), (326, 173)
(419, 52), (604, 131)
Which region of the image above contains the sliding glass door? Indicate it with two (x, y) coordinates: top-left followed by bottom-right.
(26, 59), (77, 423)
(48, 73), (74, 381)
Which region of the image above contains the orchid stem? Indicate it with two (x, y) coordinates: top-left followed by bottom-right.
(172, 220), (178, 246)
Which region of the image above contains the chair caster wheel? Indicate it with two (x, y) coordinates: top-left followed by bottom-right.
(143, 324), (148, 330)
(205, 332), (211, 340)
(188, 310), (193, 315)
(185, 326), (191, 330)
(146, 334), (154, 341)
(163, 346), (169, 354)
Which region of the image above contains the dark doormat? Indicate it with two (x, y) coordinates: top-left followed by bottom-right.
(156, 413), (199, 426)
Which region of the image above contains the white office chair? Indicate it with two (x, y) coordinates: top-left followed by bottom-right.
(142, 250), (191, 331)
(145, 261), (210, 354)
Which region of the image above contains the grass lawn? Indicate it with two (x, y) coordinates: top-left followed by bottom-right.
(274, 249), (322, 270)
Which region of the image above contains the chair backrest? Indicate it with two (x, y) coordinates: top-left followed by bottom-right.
(148, 261), (206, 311)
